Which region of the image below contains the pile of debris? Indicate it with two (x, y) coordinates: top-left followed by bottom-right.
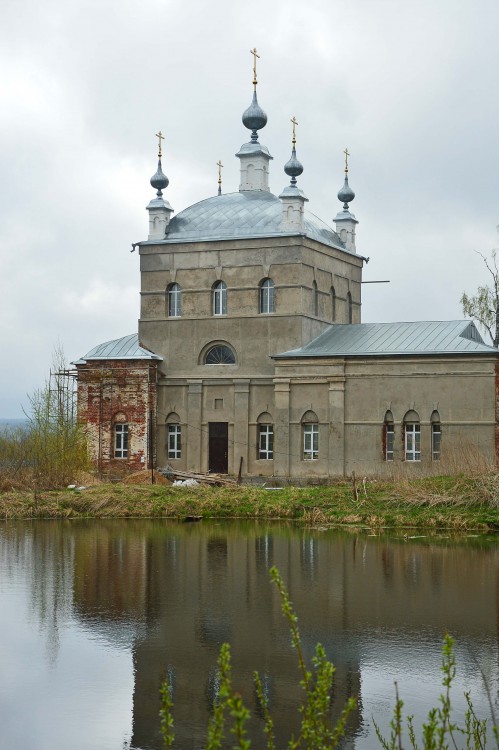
(160, 466), (236, 487)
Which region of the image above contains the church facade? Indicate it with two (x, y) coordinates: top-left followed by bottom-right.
(75, 72), (499, 479)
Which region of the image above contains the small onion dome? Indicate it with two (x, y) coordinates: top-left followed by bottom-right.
(150, 158), (169, 197)
(338, 175), (355, 208)
(242, 91), (268, 142)
(284, 146), (303, 186)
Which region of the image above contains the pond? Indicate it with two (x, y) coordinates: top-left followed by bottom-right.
(0, 519), (497, 749)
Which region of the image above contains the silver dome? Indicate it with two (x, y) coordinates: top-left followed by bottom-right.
(163, 191), (349, 252)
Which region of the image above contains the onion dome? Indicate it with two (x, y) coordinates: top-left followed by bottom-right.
(150, 158), (169, 197)
(338, 175), (355, 209)
(242, 91), (268, 143)
(284, 146), (303, 186)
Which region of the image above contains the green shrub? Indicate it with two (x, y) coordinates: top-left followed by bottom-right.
(159, 568), (498, 749)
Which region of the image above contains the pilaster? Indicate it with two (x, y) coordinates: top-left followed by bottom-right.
(328, 377), (346, 476)
(187, 380), (203, 472)
(273, 378), (291, 476)
(233, 379), (250, 475)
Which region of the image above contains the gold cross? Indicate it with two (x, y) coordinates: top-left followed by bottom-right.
(155, 130), (165, 158)
(344, 147), (350, 173)
(250, 47), (260, 88)
(291, 116), (298, 145)
(217, 160), (223, 185)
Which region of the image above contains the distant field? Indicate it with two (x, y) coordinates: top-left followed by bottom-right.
(0, 418), (28, 433)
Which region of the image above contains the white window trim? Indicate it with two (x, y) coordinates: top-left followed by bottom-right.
(303, 423), (319, 460)
(432, 423), (441, 461)
(385, 423), (394, 461)
(259, 279), (275, 314)
(213, 282), (227, 316)
(258, 424), (274, 460)
(114, 423), (128, 459)
(168, 424), (181, 459)
(405, 423), (421, 462)
(168, 284), (182, 317)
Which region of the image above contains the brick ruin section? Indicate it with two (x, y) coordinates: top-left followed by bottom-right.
(76, 359), (158, 478)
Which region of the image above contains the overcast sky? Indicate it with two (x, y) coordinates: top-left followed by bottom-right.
(1, 0), (499, 416)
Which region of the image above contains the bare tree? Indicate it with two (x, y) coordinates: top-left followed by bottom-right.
(461, 247), (499, 348)
(24, 346), (88, 488)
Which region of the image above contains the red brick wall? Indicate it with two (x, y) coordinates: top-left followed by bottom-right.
(76, 359), (158, 477)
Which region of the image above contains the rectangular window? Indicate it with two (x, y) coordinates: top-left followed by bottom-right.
(303, 423), (319, 460)
(432, 424), (441, 460)
(405, 423), (420, 462)
(258, 424), (274, 460)
(168, 285), (181, 317)
(213, 284), (227, 315)
(114, 424), (128, 459)
(385, 424), (394, 461)
(168, 424), (181, 459)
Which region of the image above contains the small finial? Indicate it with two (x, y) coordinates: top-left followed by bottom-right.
(156, 130), (165, 158)
(344, 147), (350, 174)
(284, 117), (303, 186)
(217, 160), (223, 196)
(250, 47), (260, 90)
(338, 149), (355, 209)
(150, 131), (168, 197)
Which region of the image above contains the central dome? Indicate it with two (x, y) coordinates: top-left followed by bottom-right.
(163, 191), (348, 252)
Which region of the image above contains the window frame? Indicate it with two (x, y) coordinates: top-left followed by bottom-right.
(347, 291), (353, 324)
(258, 424), (274, 460)
(303, 423), (319, 460)
(167, 423), (181, 459)
(404, 422), (421, 462)
(114, 423), (129, 459)
(331, 286), (336, 322)
(213, 281), (227, 316)
(385, 422), (395, 461)
(432, 423), (441, 461)
(167, 283), (182, 317)
(312, 281), (318, 317)
(259, 278), (275, 314)
(205, 344), (236, 365)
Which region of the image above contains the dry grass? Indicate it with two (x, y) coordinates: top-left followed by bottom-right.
(0, 471), (498, 530)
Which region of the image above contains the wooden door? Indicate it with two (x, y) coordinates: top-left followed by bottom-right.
(208, 422), (228, 473)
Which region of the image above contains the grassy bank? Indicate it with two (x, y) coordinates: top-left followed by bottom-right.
(1, 473), (499, 529)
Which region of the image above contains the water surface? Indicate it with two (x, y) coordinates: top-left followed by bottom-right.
(0, 519), (497, 749)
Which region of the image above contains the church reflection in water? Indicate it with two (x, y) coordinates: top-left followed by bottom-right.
(5, 519), (499, 749)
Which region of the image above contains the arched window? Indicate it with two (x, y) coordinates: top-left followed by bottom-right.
(167, 283), (182, 317)
(257, 412), (273, 460)
(431, 410), (441, 460)
(383, 410), (394, 461)
(166, 412), (181, 459)
(213, 281), (227, 316)
(312, 281), (318, 317)
(347, 291), (353, 324)
(259, 278), (275, 314)
(331, 286), (336, 322)
(205, 344), (236, 365)
(404, 410), (420, 462)
(301, 410), (319, 460)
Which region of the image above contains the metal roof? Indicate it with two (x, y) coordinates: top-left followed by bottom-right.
(273, 321), (498, 359)
(157, 191), (351, 253)
(74, 334), (162, 363)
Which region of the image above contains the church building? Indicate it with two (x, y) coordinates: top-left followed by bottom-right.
(74, 58), (499, 479)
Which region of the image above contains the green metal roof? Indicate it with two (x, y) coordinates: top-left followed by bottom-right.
(74, 334), (162, 363)
(273, 321), (498, 359)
